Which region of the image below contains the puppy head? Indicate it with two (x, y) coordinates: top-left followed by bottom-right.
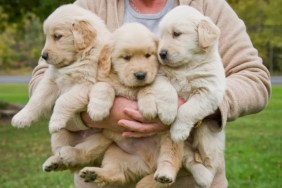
(41, 4), (101, 67)
(158, 5), (220, 67)
(99, 23), (159, 87)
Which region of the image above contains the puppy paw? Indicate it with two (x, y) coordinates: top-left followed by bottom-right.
(154, 174), (174, 184)
(88, 106), (110, 121)
(49, 121), (65, 134)
(192, 165), (213, 188)
(79, 167), (98, 182)
(11, 111), (33, 128)
(158, 108), (177, 126)
(138, 98), (157, 120)
(170, 121), (193, 142)
(139, 106), (157, 120)
(154, 164), (176, 184)
(42, 155), (67, 172)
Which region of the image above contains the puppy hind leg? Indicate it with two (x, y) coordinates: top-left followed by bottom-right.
(193, 121), (225, 185)
(50, 129), (78, 154)
(80, 145), (128, 185)
(80, 144), (145, 186)
(42, 155), (67, 172)
(43, 129), (79, 172)
(154, 132), (183, 185)
(59, 133), (112, 167)
(183, 141), (213, 188)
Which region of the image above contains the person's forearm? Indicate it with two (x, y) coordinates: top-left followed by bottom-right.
(204, 0), (271, 127)
(29, 58), (49, 96)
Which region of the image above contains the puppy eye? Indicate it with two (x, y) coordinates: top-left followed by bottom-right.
(123, 55), (131, 61)
(145, 53), (151, 58)
(53, 34), (62, 41)
(172, 31), (182, 38)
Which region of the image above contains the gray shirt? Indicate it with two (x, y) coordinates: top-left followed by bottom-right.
(123, 0), (174, 36)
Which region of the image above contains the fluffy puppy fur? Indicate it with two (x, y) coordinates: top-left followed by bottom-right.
(78, 23), (183, 188)
(11, 4), (112, 171)
(158, 6), (226, 188)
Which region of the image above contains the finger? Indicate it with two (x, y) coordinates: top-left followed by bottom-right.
(118, 119), (168, 133)
(122, 131), (156, 138)
(118, 119), (151, 132)
(123, 108), (147, 122)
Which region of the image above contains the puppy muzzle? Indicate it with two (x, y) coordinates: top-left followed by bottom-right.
(159, 50), (168, 60)
(41, 52), (49, 61)
(134, 71), (147, 80)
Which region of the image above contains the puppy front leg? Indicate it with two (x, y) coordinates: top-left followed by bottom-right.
(11, 76), (58, 128)
(88, 82), (115, 121)
(49, 84), (89, 133)
(137, 86), (158, 120)
(171, 90), (219, 142)
(152, 76), (178, 125)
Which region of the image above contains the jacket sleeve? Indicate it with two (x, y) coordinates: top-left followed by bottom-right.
(29, 58), (48, 96)
(202, 0), (271, 128)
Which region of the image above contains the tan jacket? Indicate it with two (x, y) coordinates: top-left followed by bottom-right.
(30, 0), (271, 129)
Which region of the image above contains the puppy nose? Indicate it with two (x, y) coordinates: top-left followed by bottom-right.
(134, 71), (147, 80)
(41, 52), (49, 61)
(159, 50), (168, 60)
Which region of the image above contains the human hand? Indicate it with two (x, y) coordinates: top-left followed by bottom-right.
(118, 107), (169, 138)
(81, 97), (171, 138)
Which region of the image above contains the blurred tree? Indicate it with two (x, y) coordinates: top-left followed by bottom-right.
(0, 0), (73, 30)
(227, 0), (282, 72)
(0, 0), (73, 70)
(0, 0), (281, 73)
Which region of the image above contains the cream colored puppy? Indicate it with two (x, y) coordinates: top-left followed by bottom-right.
(158, 6), (226, 188)
(11, 4), (112, 171)
(79, 23), (183, 187)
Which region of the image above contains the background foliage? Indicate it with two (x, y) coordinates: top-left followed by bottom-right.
(0, 0), (281, 73)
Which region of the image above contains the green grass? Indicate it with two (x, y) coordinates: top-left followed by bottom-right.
(0, 84), (29, 105)
(226, 86), (282, 188)
(0, 84), (73, 188)
(0, 84), (281, 188)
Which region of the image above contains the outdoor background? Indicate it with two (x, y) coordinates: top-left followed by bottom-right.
(0, 0), (281, 188)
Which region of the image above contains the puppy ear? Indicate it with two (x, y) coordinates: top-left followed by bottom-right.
(97, 44), (112, 78)
(72, 19), (97, 51)
(197, 19), (220, 49)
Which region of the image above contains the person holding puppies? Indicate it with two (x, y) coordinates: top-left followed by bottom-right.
(29, 0), (271, 187)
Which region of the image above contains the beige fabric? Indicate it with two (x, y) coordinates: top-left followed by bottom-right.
(29, 0), (271, 187)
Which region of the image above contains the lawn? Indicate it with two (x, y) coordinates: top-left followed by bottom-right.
(0, 84), (281, 188)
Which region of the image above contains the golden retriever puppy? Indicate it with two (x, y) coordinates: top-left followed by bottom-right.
(158, 6), (226, 188)
(11, 4), (112, 171)
(78, 23), (183, 187)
